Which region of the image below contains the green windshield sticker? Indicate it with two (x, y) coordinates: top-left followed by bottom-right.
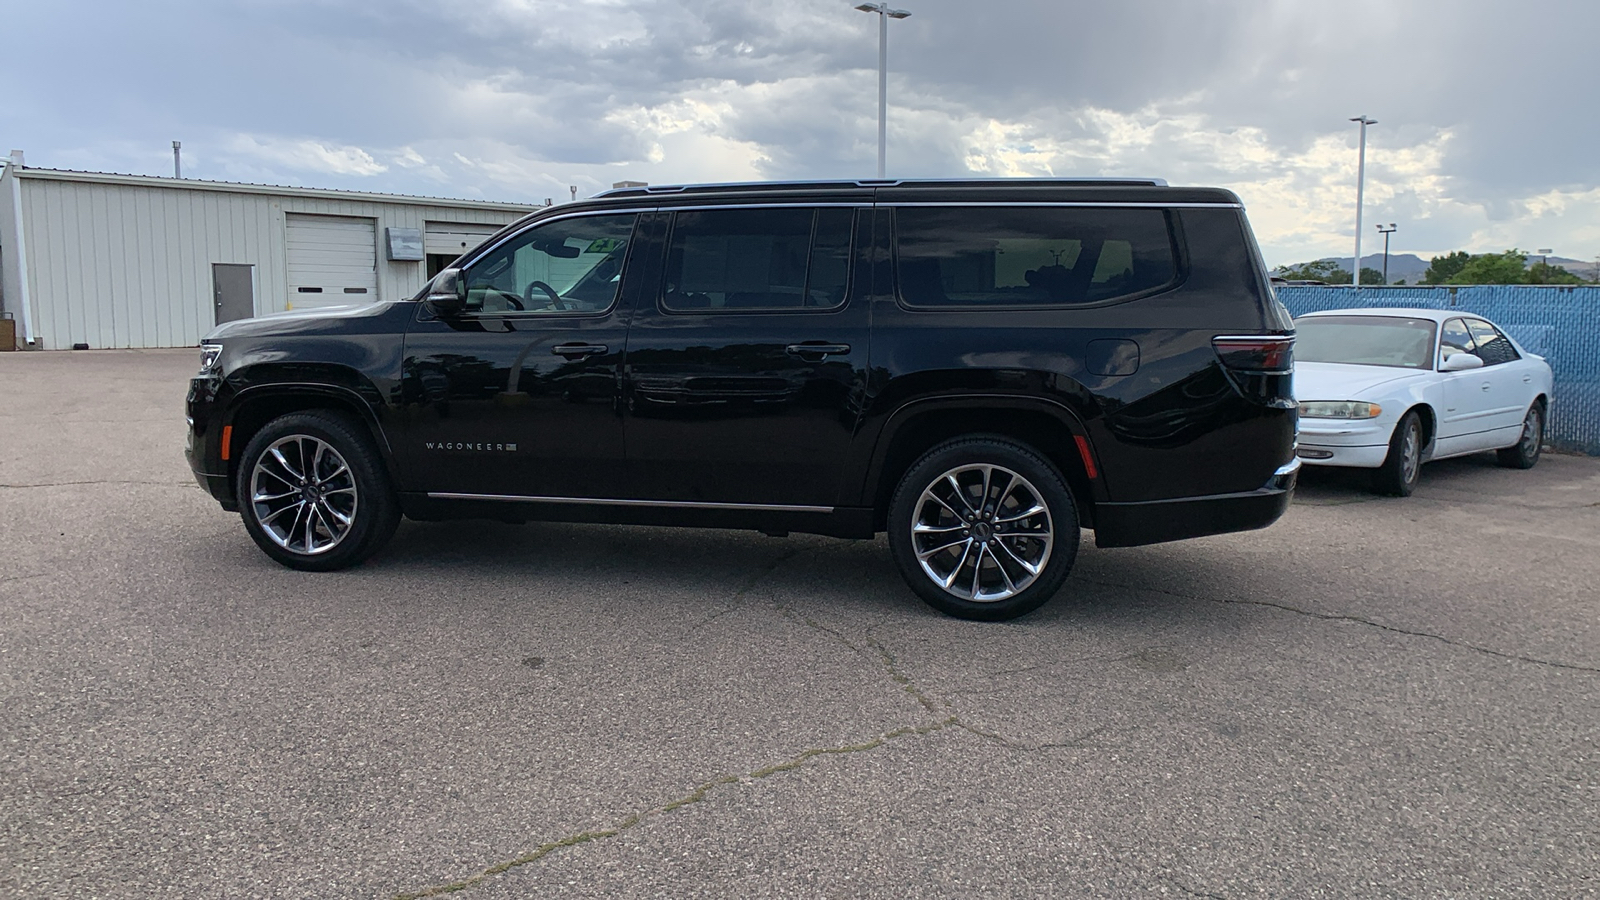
(584, 238), (624, 254)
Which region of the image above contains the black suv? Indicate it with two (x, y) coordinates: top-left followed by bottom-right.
(186, 179), (1298, 620)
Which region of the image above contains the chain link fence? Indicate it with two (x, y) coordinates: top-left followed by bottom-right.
(1276, 285), (1600, 455)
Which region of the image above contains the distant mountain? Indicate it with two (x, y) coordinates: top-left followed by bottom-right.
(1275, 252), (1597, 284)
(1275, 253), (1430, 284)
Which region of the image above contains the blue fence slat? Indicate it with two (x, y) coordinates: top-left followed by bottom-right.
(1276, 285), (1600, 455)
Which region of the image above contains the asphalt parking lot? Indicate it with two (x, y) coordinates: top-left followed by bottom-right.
(3, 348), (1597, 899)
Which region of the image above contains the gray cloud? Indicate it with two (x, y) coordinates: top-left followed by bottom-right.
(4, 0), (1598, 263)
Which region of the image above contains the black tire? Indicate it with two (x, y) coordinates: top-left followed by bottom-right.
(1372, 410), (1423, 497)
(887, 436), (1080, 621)
(1497, 402), (1544, 469)
(235, 411), (400, 571)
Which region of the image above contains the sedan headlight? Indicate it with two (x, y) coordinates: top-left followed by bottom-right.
(199, 343), (223, 374)
(1298, 400), (1382, 419)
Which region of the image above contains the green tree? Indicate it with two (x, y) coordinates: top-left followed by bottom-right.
(1360, 267), (1385, 285)
(1273, 259), (1349, 283)
(1447, 249), (1528, 285)
(1526, 261), (1584, 285)
(1423, 251), (1471, 285)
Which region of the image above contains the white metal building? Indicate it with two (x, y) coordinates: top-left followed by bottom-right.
(0, 159), (539, 350)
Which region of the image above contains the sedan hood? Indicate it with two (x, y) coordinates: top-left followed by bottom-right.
(1294, 361), (1428, 401)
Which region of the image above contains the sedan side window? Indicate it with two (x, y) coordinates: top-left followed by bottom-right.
(1465, 319), (1521, 366)
(462, 214), (637, 315)
(1440, 318), (1475, 366)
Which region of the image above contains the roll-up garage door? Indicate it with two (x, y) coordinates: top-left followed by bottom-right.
(425, 222), (503, 258)
(286, 214), (378, 308)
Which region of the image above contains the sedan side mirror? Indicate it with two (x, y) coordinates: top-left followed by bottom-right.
(426, 268), (467, 316)
(1440, 352), (1484, 372)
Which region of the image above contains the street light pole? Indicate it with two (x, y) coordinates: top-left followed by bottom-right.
(1377, 223), (1397, 285)
(1350, 116), (1377, 287)
(856, 3), (911, 179)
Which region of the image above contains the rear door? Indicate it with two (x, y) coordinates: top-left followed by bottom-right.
(622, 205), (870, 507)
(1464, 318), (1533, 436)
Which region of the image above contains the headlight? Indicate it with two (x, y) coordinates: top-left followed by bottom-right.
(199, 343), (223, 374)
(1298, 400), (1382, 419)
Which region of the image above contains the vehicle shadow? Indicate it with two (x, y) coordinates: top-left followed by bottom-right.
(360, 516), (1281, 631)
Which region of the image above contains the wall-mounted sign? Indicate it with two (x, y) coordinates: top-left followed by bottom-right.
(386, 227), (424, 261)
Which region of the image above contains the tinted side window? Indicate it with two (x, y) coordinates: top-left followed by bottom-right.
(893, 207), (1177, 308)
(661, 208), (855, 311)
(464, 213), (636, 315)
(1466, 319), (1520, 366)
(1440, 318), (1476, 364)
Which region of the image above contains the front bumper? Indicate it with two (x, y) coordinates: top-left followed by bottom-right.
(186, 374), (237, 510)
(1093, 458), (1299, 548)
(1295, 419), (1392, 469)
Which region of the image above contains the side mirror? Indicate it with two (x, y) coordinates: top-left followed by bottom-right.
(426, 268), (467, 316)
(1440, 352), (1484, 372)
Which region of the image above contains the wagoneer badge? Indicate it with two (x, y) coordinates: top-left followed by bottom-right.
(424, 442), (518, 452)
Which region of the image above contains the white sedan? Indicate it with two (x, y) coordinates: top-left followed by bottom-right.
(1292, 308), (1553, 495)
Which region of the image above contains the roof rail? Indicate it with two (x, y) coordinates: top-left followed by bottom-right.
(593, 176), (1170, 198)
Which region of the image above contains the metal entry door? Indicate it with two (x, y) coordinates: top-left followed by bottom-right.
(213, 264), (255, 325)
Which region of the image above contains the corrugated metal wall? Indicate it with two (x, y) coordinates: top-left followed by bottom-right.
(1278, 285), (1600, 455)
(14, 173), (529, 349)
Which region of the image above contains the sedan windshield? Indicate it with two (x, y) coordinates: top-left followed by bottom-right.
(1293, 315), (1438, 369)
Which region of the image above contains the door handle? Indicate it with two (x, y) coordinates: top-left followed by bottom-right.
(785, 342), (851, 360)
(1480, 382), (1492, 392)
(552, 343), (607, 360)
(1523, 374), (1533, 383)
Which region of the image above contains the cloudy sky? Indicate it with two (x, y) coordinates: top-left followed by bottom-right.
(3, 0), (1597, 266)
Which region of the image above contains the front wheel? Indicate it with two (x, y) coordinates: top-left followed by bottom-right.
(1372, 410), (1423, 497)
(887, 437), (1080, 621)
(235, 411), (400, 571)
(1497, 402), (1544, 469)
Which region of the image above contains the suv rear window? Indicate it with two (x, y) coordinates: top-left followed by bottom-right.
(893, 206), (1178, 308)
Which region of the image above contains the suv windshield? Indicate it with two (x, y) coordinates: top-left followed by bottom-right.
(1294, 315), (1438, 369)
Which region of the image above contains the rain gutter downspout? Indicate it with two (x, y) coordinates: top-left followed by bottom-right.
(4, 158), (34, 346)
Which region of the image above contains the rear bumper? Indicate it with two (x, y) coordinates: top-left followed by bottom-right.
(1093, 458), (1298, 548)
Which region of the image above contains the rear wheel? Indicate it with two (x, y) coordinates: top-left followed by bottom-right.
(1372, 410), (1423, 497)
(235, 411), (400, 571)
(1497, 402), (1544, 469)
(887, 437), (1079, 621)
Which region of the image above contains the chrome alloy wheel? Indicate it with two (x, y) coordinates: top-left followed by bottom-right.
(910, 464), (1053, 603)
(249, 434), (358, 555)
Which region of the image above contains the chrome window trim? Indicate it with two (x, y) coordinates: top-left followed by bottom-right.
(426, 492), (835, 514)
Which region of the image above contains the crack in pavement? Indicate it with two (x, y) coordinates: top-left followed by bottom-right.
(1076, 577), (1600, 675)
(689, 545), (811, 633)
(392, 550), (1066, 898)
(390, 717), (959, 900)
(1154, 873), (1230, 900)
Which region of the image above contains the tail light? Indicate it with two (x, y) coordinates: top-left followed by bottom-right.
(1212, 334), (1295, 409)
(1212, 335), (1294, 373)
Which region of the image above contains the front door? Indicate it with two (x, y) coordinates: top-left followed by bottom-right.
(396, 212), (642, 499)
(623, 206), (870, 508)
(212, 263), (255, 325)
